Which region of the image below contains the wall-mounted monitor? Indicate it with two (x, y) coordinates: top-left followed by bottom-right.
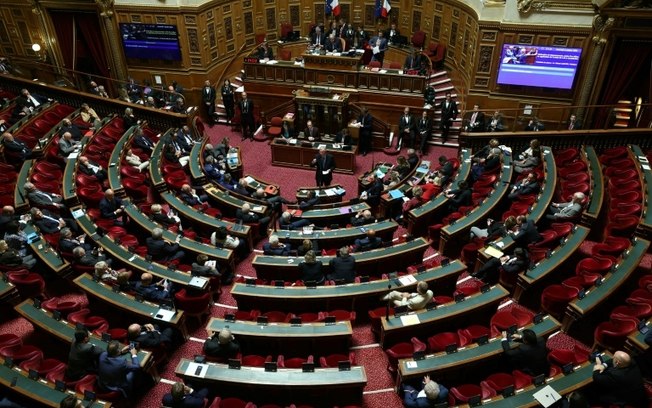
(119, 23), (182, 61)
(496, 44), (582, 90)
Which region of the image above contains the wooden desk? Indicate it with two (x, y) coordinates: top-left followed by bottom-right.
(626, 319), (650, 354)
(397, 315), (561, 386)
(295, 185), (345, 205)
(0, 277), (18, 305)
(378, 162), (430, 219)
(204, 184), (268, 219)
(302, 52), (362, 71)
(630, 145), (652, 239)
(107, 125), (139, 197)
(23, 223), (70, 276)
(299, 202), (370, 227)
(277, 219), (398, 250)
(252, 237), (429, 281)
(14, 159), (31, 214)
(149, 129), (175, 193)
(380, 285), (510, 347)
(206, 317), (352, 355)
(563, 238), (650, 332)
(270, 139), (357, 174)
(175, 359), (366, 406)
(231, 260), (466, 313)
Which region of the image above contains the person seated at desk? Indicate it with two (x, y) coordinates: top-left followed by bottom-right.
(299, 250), (325, 285)
(513, 147), (541, 175)
(402, 186), (424, 216)
(567, 114), (582, 131)
(360, 174), (384, 207)
(132, 128), (156, 154)
(263, 234), (291, 255)
(0, 239), (36, 270)
(180, 184), (209, 208)
(590, 351), (647, 407)
(218, 173), (237, 191)
(257, 42), (274, 60)
(304, 120), (320, 142)
(128, 322), (175, 349)
(384, 171), (401, 191)
(354, 229), (382, 251)
(470, 216), (515, 241)
(508, 172), (540, 200)
(30, 207), (78, 234)
(501, 329), (550, 377)
(525, 117), (545, 131)
(150, 203), (180, 229)
(251, 187), (293, 215)
(419, 174), (442, 201)
(517, 139), (540, 161)
(404, 48), (423, 71)
(58, 131), (80, 157)
(384, 281), (433, 311)
(353, 26), (368, 49)
(93, 260), (127, 283)
(163, 135), (190, 168)
(325, 33), (342, 53)
(191, 254), (221, 278)
(299, 190), (321, 210)
(24, 182), (65, 210)
(327, 246), (356, 283)
(445, 181), (472, 212)
(464, 104), (486, 132)
(279, 211), (311, 230)
(472, 247), (528, 284)
(0, 205), (17, 237)
(297, 238), (319, 257)
(65, 328), (103, 382)
(134, 272), (174, 302)
(546, 192), (585, 222)
(385, 23), (400, 45)
(368, 31), (388, 65)
(79, 103), (102, 131)
(471, 146), (502, 181)
(351, 209), (375, 226)
(334, 128), (351, 145)
(146, 228), (185, 263)
(435, 155), (454, 186)
(97, 340), (140, 398)
(204, 328), (240, 360)
(311, 26), (326, 48)
(406, 150), (419, 172)
(60, 118), (83, 141)
(78, 155), (108, 182)
(402, 375), (449, 408)
(236, 203), (271, 237)
(211, 226), (248, 266)
(162, 382), (210, 408)
(472, 138), (500, 163)
(487, 110), (505, 132)
(281, 121), (294, 139)
(233, 178), (250, 196)
(99, 189), (128, 226)
(72, 246), (111, 267)
(124, 148), (149, 172)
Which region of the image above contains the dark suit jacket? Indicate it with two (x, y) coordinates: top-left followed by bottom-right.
(313, 153), (335, 184)
(146, 237), (181, 262)
(202, 86), (216, 105)
(203, 337), (240, 359)
(162, 388), (209, 408)
(133, 326), (173, 348)
(354, 236), (381, 251)
(325, 39), (342, 52)
(592, 361), (647, 406)
(439, 100), (459, 124)
(2, 139), (31, 160)
(512, 180), (539, 197)
(78, 160), (107, 181)
(364, 180), (384, 207)
(133, 134), (155, 152)
(35, 216), (61, 234)
(239, 99), (254, 120)
(334, 131), (351, 145)
(134, 281), (170, 301)
(328, 256), (356, 283)
(311, 32), (326, 46)
(449, 187), (472, 210)
(513, 220), (542, 247)
(60, 237), (91, 253)
(180, 192), (201, 206)
(299, 261), (325, 284)
(467, 111), (486, 132)
(236, 210), (259, 224)
(417, 117), (431, 138)
(399, 114), (415, 135)
(502, 336), (549, 376)
(97, 352), (140, 396)
(65, 340), (102, 380)
(99, 196), (124, 220)
(438, 160), (454, 185)
(152, 212), (177, 228)
(60, 124), (83, 141)
(304, 126), (320, 140)
(123, 115), (138, 131)
(262, 243), (290, 256)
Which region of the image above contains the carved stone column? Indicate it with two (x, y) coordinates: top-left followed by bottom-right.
(576, 15), (614, 120)
(96, 0), (128, 83)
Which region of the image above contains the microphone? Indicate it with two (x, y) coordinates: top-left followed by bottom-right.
(385, 283), (392, 320)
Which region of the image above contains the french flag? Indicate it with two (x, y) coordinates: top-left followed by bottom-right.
(326, 0), (341, 16)
(375, 0), (391, 18)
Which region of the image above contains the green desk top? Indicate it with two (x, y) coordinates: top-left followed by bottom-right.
(14, 159), (32, 212)
(107, 125), (138, 194)
(583, 146), (604, 220)
(629, 145), (652, 227)
(381, 284), (509, 331)
(175, 359), (366, 387)
(204, 185), (268, 215)
(627, 320), (650, 352)
(74, 273), (184, 326)
(148, 129), (174, 190)
(278, 219), (398, 244)
(300, 202), (370, 220)
(232, 260), (465, 300)
(409, 149), (472, 219)
(62, 135), (92, 205)
(207, 317), (352, 338)
(442, 153), (513, 236)
(23, 222), (69, 273)
(0, 278), (16, 300)
(398, 315), (560, 380)
(188, 141), (205, 183)
(569, 237), (650, 316)
(74, 210), (205, 286)
(14, 299), (150, 366)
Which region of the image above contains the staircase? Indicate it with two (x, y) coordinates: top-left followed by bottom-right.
(425, 70), (462, 147)
(612, 99), (633, 128)
(213, 71), (245, 125)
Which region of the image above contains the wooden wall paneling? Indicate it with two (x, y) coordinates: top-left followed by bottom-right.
(266, 7), (277, 31)
(364, 5), (374, 28)
(340, 3), (351, 21)
(390, 76), (401, 92)
(314, 3), (325, 26)
(432, 14), (442, 41)
(412, 10), (422, 33)
(290, 5), (300, 27)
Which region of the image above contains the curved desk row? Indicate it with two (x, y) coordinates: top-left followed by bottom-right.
(0, 277), (18, 305)
(581, 146), (604, 228)
(106, 124), (140, 197)
(278, 219), (398, 249)
(630, 145), (652, 240)
(378, 161), (431, 219)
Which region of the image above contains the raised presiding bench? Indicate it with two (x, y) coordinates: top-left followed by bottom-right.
(206, 317), (352, 356)
(271, 138), (357, 174)
(397, 315), (561, 387)
(252, 237), (430, 281)
(380, 284), (509, 348)
(231, 260), (466, 313)
(175, 359), (366, 406)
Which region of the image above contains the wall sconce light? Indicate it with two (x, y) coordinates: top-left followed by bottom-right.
(31, 43), (41, 53)
(31, 43), (47, 61)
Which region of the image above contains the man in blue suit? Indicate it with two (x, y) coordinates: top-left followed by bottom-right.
(97, 341), (140, 398)
(162, 382), (209, 408)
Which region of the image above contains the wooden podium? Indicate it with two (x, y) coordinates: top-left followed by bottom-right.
(294, 88), (350, 136)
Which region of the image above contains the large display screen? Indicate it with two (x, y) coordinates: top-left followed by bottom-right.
(120, 23), (182, 61)
(496, 44), (582, 90)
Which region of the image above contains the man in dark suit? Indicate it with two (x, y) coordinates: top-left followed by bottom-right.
(417, 111), (432, 155)
(325, 34), (342, 52)
(202, 80), (216, 125)
(2, 132), (32, 161)
(508, 172), (540, 200)
(72, 246), (111, 267)
(304, 120), (320, 141)
(176, 126), (195, 153)
(354, 229), (382, 251)
(591, 351), (647, 407)
(338, 18), (354, 49)
(239, 92), (255, 140)
(311, 147), (335, 187)
(146, 228), (185, 262)
(357, 107), (373, 156)
(524, 117), (545, 131)
(445, 180), (472, 212)
(327, 247), (356, 283)
(204, 328), (240, 360)
(439, 92), (458, 142)
(510, 215), (542, 247)
(473, 247), (528, 284)
(24, 182), (65, 210)
(65, 329), (103, 381)
(99, 189), (127, 226)
(501, 329), (549, 377)
(59, 227), (93, 253)
(398, 107), (416, 151)
(385, 23), (400, 45)
(299, 190), (320, 211)
(369, 31), (388, 65)
(436, 155), (454, 186)
(465, 104), (486, 132)
(16, 88), (46, 111)
(97, 340), (140, 398)
(404, 49), (423, 71)
(133, 272), (174, 302)
(262, 234), (290, 255)
(180, 184), (208, 208)
(191, 254), (220, 277)
(78, 155), (107, 182)
(30, 207), (77, 234)
(361, 175), (384, 207)
(132, 128), (156, 153)
(60, 118), (83, 141)
(236, 203), (270, 237)
(127, 323), (175, 349)
(162, 382), (210, 408)
(353, 26), (368, 49)
(311, 26), (326, 48)
(257, 42), (274, 59)
(0, 206), (17, 237)
(567, 114), (582, 130)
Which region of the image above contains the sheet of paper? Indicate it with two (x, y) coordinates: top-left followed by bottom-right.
(400, 314), (420, 326)
(484, 246), (504, 259)
(372, 46), (380, 55)
(185, 362), (208, 378)
(533, 385), (562, 408)
(398, 274), (417, 286)
(154, 309), (175, 322)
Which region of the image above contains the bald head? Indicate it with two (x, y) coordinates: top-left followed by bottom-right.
(613, 351), (632, 368)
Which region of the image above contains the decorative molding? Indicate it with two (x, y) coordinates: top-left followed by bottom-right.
(591, 14), (615, 45)
(517, 0), (594, 14)
(266, 7), (276, 31)
(190, 56), (201, 66)
(95, 0), (114, 18)
(155, 15), (166, 23)
(411, 10), (421, 32)
(450, 22), (458, 48)
(244, 11), (254, 35)
(222, 4), (230, 13)
(187, 27), (199, 53)
(478, 45), (494, 73)
(552, 36), (569, 46)
(475, 77), (489, 87)
(184, 15), (196, 25)
(208, 22), (216, 48)
(290, 5), (300, 26)
(224, 16), (233, 40)
(481, 30), (497, 41)
(432, 15), (442, 40)
(518, 34), (534, 44)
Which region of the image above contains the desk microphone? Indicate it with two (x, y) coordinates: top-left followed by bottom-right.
(385, 283), (391, 319)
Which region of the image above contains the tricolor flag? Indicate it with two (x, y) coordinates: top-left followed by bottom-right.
(326, 0), (341, 16)
(375, 0), (391, 18)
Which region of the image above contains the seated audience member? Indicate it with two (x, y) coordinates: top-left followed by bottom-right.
(204, 328), (240, 359)
(60, 118), (83, 141)
(72, 246), (111, 267)
(445, 181), (472, 212)
(236, 203), (271, 236)
(327, 246), (356, 283)
(402, 375), (449, 407)
(1, 132), (32, 160)
(384, 171), (401, 191)
(94, 260), (120, 283)
(472, 138), (500, 163)
(211, 226), (248, 262)
(191, 254), (220, 277)
(176, 126), (195, 151)
(132, 128), (156, 153)
(567, 114), (582, 130)
(280, 121), (293, 139)
(127, 323), (175, 349)
(233, 178), (250, 196)
(58, 131), (80, 157)
(180, 184), (208, 207)
(134, 272), (174, 301)
(30, 207), (77, 234)
(334, 128), (351, 145)
(510, 215), (542, 247)
(360, 175), (384, 207)
(546, 192), (585, 221)
(150, 204), (180, 229)
(465, 104), (486, 132)
(213, 137), (231, 159)
(122, 107), (139, 131)
(299, 250), (325, 285)
(3, 221), (30, 255)
(590, 351), (647, 407)
(125, 148), (149, 172)
(97, 340), (140, 398)
(299, 190), (320, 210)
(114, 270), (133, 292)
(508, 172), (540, 200)
(99, 189), (128, 225)
(350, 209), (374, 226)
(263, 234), (290, 255)
(257, 41), (274, 59)
(524, 117), (544, 131)
(471, 146), (502, 181)
(395, 155), (412, 178)
(78, 155), (107, 182)
(0, 239), (35, 270)
(24, 182), (65, 210)
(473, 247), (528, 284)
(304, 120), (320, 142)
(486, 110), (505, 132)
(203, 155), (223, 182)
(501, 329), (550, 377)
(0, 206), (17, 236)
(218, 173), (236, 191)
(163, 135), (190, 167)
(297, 239), (318, 257)
(436, 155), (454, 186)
(251, 188), (293, 215)
(325, 34), (342, 52)
(279, 211), (311, 230)
(354, 229), (382, 251)
(383, 281), (433, 310)
(65, 328), (103, 381)
(162, 382), (210, 408)
(470, 216), (515, 241)
(517, 139), (540, 161)
(146, 228), (185, 262)
(421, 174), (443, 201)
(402, 186), (423, 215)
(80, 103), (102, 130)
(513, 147), (541, 175)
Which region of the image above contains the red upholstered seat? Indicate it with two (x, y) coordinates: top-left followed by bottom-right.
(450, 384), (483, 404)
(594, 316), (638, 351)
(0, 344), (42, 362)
(174, 289), (211, 324)
(19, 354), (66, 376)
(411, 31), (426, 48)
(277, 354), (314, 368)
(592, 236), (631, 257)
(318, 310), (356, 322)
(319, 352), (356, 368)
(0, 334), (21, 349)
(484, 372), (515, 393)
(75, 375), (123, 403)
(7, 272), (45, 299)
(267, 117), (283, 138)
(386, 337), (426, 373)
(41, 297), (82, 319)
(541, 285), (579, 319)
(427, 332), (462, 352)
(241, 354), (272, 367)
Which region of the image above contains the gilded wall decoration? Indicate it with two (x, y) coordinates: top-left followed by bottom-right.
(290, 5), (300, 27)
(412, 10), (421, 32)
(475, 77), (489, 87)
(432, 15), (441, 40)
(266, 8), (276, 30)
(225, 16), (233, 40)
(553, 36), (568, 46)
(518, 34), (533, 44)
(435, 3), (443, 11)
(223, 5), (230, 13)
(481, 30), (496, 42)
(415, 0), (422, 5)
(131, 14), (141, 22)
(453, 9), (459, 18)
(244, 12), (254, 35)
(184, 15), (195, 25)
(156, 15), (166, 23)
(340, 4), (350, 20)
(227, 43), (235, 52)
(314, 4), (324, 25)
(450, 22), (458, 47)
(208, 22), (216, 48)
(243, 0), (251, 8)
(17, 21), (31, 45)
(0, 21), (9, 42)
(211, 50), (218, 61)
(207, 10), (213, 20)
(478, 45), (493, 73)
(190, 57), (201, 65)
(463, 29), (470, 54)
(12, 9), (22, 17)
(187, 28), (200, 53)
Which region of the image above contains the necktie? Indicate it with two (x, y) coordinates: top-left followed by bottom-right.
(471, 112), (477, 124)
(243, 102), (248, 114)
(38, 191), (53, 202)
(569, 122), (574, 130)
